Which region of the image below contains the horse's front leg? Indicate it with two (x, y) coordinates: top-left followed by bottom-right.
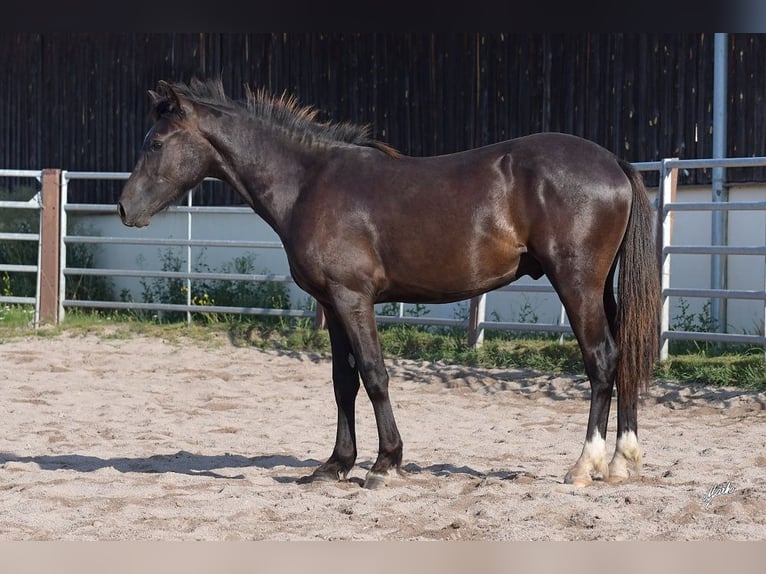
(299, 310), (360, 483)
(329, 287), (403, 489)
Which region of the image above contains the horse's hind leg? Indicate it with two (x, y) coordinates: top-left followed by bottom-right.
(300, 308), (361, 483)
(550, 271), (619, 487)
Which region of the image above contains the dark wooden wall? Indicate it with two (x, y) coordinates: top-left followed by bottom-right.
(2, 33), (765, 203)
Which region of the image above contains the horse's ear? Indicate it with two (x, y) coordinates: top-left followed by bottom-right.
(147, 89), (163, 120)
(156, 80), (189, 119)
(148, 89), (162, 105)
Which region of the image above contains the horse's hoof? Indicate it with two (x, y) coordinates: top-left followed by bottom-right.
(363, 472), (388, 489)
(605, 474), (630, 485)
(297, 469), (340, 485)
(606, 460), (640, 484)
(608, 431), (642, 483)
(563, 470), (593, 487)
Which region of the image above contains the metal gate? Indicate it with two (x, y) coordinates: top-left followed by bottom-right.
(0, 169), (44, 325)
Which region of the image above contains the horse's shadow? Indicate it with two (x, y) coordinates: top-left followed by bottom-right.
(0, 451), (321, 482)
(0, 451), (529, 484)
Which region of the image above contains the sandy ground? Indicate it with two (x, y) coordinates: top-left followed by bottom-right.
(0, 329), (764, 541)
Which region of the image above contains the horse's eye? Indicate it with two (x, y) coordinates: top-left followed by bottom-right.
(149, 140), (163, 152)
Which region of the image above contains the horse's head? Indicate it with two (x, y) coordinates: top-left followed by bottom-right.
(118, 81), (216, 228)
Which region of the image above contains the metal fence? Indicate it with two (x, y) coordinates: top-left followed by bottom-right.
(5, 162), (766, 360)
(60, 171), (315, 323)
(658, 156), (766, 360)
(59, 167), (653, 333)
(0, 169), (44, 325)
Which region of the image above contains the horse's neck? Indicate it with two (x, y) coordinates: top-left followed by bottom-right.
(208, 121), (312, 238)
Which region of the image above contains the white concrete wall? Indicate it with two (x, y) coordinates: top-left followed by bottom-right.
(73, 183), (766, 334)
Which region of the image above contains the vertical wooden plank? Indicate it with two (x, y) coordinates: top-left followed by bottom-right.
(696, 33), (710, 170)
(541, 34), (551, 134)
(733, 34), (747, 158)
(611, 34), (623, 155)
(562, 34), (575, 136)
(39, 169), (61, 325)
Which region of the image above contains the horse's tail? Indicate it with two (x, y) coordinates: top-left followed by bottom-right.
(616, 159), (660, 401)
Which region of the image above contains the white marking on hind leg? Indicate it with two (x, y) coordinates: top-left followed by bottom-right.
(564, 430), (609, 487)
(608, 430), (642, 483)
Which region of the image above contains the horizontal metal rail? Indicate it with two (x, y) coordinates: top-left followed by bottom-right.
(64, 171), (131, 180)
(0, 232), (40, 241)
(663, 157), (766, 170)
(664, 287), (766, 301)
(0, 197), (42, 209)
(664, 245), (766, 256)
(0, 264), (38, 273)
(663, 330), (766, 346)
(63, 299), (314, 317)
(0, 296), (36, 305)
(0, 169), (43, 178)
(65, 203), (256, 216)
(664, 200), (766, 212)
(633, 161), (664, 171)
(64, 235), (283, 250)
(64, 267), (294, 283)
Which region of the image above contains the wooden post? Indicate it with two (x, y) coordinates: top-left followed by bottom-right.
(38, 169), (61, 325)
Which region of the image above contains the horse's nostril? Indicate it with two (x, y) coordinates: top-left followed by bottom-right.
(118, 202), (126, 221)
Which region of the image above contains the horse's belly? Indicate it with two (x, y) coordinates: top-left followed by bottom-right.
(381, 243), (529, 304)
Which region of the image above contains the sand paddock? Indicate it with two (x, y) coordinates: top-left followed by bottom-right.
(0, 330), (764, 540)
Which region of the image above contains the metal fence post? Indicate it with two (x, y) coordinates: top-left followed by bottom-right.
(468, 293), (486, 348)
(658, 159), (678, 361)
(711, 32), (729, 336)
(39, 169), (61, 324)
(58, 171), (68, 323)
(186, 190), (193, 324)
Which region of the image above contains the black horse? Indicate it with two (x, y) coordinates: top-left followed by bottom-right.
(118, 79), (659, 488)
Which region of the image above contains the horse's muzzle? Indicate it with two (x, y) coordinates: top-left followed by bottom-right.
(117, 201), (148, 228)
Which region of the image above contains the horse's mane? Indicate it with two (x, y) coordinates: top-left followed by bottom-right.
(155, 78), (399, 158)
